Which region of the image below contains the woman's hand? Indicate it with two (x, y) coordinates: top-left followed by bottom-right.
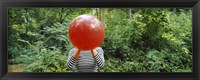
(72, 48), (81, 60)
(91, 49), (98, 58)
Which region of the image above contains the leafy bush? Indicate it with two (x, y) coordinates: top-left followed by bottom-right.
(24, 48), (70, 72)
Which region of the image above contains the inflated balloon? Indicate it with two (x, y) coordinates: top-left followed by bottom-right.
(68, 14), (104, 50)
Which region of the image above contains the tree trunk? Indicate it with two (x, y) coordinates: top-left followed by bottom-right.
(60, 8), (68, 24)
(129, 8), (132, 19)
(92, 8), (97, 15)
(97, 8), (100, 19)
(173, 8), (176, 12)
(25, 8), (29, 35)
(101, 8), (105, 26)
(60, 8), (64, 24)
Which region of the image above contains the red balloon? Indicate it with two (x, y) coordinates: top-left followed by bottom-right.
(68, 14), (104, 50)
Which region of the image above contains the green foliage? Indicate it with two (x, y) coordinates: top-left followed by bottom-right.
(24, 48), (70, 72)
(8, 8), (192, 72)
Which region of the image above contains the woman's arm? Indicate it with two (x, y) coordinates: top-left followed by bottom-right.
(91, 47), (105, 68)
(72, 49), (81, 60)
(66, 48), (81, 69)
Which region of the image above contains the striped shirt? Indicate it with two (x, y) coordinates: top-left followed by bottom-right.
(66, 47), (105, 72)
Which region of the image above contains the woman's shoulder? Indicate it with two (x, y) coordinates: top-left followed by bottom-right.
(96, 47), (103, 49)
(68, 48), (77, 55)
(70, 48), (76, 52)
(96, 47), (104, 53)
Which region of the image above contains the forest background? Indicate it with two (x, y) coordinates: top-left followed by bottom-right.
(8, 8), (192, 72)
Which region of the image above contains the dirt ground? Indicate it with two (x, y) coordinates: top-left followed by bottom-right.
(8, 64), (23, 72)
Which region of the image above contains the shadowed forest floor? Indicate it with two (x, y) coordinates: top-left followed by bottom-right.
(8, 64), (23, 72)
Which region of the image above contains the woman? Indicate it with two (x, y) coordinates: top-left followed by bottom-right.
(66, 47), (105, 72)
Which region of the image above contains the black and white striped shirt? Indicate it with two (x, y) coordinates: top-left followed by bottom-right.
(66, 47), (105, 72)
